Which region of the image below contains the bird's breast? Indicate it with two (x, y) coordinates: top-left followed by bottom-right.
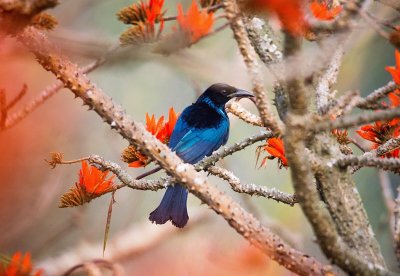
(181, 102), (229, 129)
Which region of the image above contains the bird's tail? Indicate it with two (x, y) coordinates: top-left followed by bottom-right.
(149, 184), (189, 228)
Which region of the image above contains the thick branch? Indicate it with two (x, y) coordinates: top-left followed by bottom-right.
(21, 27), (331, 275)
(225, 0), (284, 134)
(283, 30), (387, 274)
(394, 187), (400, 264)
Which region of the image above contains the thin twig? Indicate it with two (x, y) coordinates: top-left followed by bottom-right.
(335, 155), (400, 173)
(3, 43), (120, 131)
(356, 81), (399, 109)
(226, 101), (263, 126)
(207, 166), (297, 205)
(314, 107), (400, 132)
(39, 212), (209, 275)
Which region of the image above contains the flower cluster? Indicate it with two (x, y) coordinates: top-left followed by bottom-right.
(177, 1), (214, 44)
(0, 252), (43, 276)
(122, 107), (178, 168)
(244, 0), (342, 36)
(357, 50), (400, 158)
(118, 0), (165, 45)
(59, 161), (115, 207)
(118, 0), (215, 47)
(257, 137), (288, 169)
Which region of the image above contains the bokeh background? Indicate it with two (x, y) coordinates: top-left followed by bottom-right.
(0, 0), (399, 275)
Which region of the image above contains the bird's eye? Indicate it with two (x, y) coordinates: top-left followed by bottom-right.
(222, 89), (227, 94)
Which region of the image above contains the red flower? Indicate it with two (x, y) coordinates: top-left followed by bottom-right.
(357, 121), (400, 158)
(79, 161), (115, 195)
(389, 92), (400, 107)
(310, 1), (342, 21)
(385, 49), (400, 85)
(144, 0), (165, 25)
(247, 0), (308, 36)
(117, 0), (165, 44)
(177, 0), (214, 43)
(59, 161), (116, 208)
(257, 137), (288, 168)
(126, 107), (178, 168)
(0, 252), (43, 276)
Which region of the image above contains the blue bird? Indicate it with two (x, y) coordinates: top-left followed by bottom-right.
(149, 83), (254, 228)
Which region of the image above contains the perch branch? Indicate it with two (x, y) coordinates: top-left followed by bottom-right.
(226, 101), (263, 127)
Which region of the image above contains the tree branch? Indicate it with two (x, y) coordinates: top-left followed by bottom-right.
(207, 165), (297, 205)
(314, 107), (400, 132)
(283, 29), (387, 274)
(3, 43), (119, 131)
(20, 27), (331, 275)
(356, 81), (399, 110)
(225, 0), (284, 134)
(335, 155), (400, 173)
(226, 101), (263, 127)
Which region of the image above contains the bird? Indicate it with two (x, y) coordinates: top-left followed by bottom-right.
(149, 83), (254, 228)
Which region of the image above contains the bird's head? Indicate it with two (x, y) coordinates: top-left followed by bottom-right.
(197, 83), (254, 108)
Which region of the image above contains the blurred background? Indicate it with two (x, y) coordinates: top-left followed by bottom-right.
(0, 0), (399, 275)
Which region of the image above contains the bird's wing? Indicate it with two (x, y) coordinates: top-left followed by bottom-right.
(172, 125), (229, 164)
(168, 113), (191, 150)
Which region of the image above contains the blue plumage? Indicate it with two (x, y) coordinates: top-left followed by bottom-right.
(149, 83), (253, 228)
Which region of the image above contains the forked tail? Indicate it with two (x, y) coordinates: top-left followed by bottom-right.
(149, 184), (189, 228)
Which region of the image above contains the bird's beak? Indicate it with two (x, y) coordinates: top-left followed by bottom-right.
(228, 89), (254, 99)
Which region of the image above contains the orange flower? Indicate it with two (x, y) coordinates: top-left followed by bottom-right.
(59, 161), (115, 208)
(257, 137), (288, 168)
(0, 252), (43, 276)
(357, 119), (400, 158)
(385, 49), (400, 85)
(144, 0), (164, 25)
(127, 107), (178, 168)
(118, 0), (165, 25)
(177, 0), (214, 43)
(389, 91), (400, 107)
(79, 161), (115, 195)
(247, 0), (308, 36)
(310, 1), (342, 21)
(118, 0), (165, 45)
